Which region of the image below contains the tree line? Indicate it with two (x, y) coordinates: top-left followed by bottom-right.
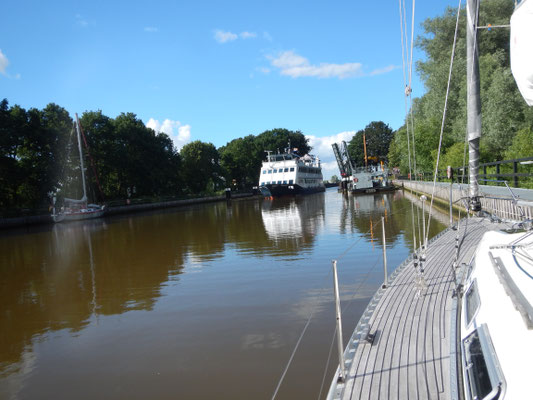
(0, 99), (310, 215)
(346, 1), (532, 177)
(387, 0), (533, 175)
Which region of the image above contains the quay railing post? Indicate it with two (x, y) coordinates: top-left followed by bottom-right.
(381, 217), (388, 288)
(514, 161), (519, 188)
(332, 260), (345, 383)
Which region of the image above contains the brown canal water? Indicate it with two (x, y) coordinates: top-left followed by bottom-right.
(0, 189), (446, 400)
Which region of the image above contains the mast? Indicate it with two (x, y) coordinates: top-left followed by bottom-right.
(363, 132), (368, 167)
(466, 0), (482, 211)
(75, 113), (88, 202)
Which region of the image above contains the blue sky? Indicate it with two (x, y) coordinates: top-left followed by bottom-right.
(1, 0), (458, 178)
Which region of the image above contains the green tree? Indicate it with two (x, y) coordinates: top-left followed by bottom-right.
(0, 99), (24, 210)
(347, 121), (393, 166)
(15, 104), (72, 209)
(255, 128), (311, 158)
(504, 128), (533, 159)
(180, 141), (222, 193)
(79, 111), (117, 198)
(219, 135), (258, 189)
(391, 0), (530, 175)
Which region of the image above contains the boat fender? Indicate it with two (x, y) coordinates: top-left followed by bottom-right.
(353, 177), (358, 182)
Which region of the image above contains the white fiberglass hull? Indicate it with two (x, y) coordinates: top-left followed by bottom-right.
(52, 207), (105, 223)
(460, 230), (533, 400)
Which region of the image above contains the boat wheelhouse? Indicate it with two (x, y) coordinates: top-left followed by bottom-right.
(258, 149), (325, 197)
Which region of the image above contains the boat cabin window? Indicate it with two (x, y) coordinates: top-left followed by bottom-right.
(290, 167), (295, 172)
(289, 180), (293, 184)
(273, 169), (277, 173)
(465, 280), (480, 326)
(283, 180), (287, 184)
(262, 170), (266, 174)
(284, 168), (288, 172)
(462, 325), (504, 400)
(270, 154), (293, 161)
(268, 170), (272, 174)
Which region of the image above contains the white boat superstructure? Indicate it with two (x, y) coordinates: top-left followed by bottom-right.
(258, 149), (325, 197)
(460, 230), (533, 400)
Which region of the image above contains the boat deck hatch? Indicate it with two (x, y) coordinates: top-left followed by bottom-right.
(462, 324), (505, 400)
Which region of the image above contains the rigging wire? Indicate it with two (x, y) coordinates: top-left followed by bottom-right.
(399, 0), (419, 256)
(424, 0), (462, 246)
(271, 313), (315, 400)
(78, 120), (105, 201)
(317, 325), (337, 400)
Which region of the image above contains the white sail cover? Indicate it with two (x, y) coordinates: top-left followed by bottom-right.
(511, 0), (533, 106)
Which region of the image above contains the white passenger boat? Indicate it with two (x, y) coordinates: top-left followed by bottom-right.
(258, 147), (325, 197)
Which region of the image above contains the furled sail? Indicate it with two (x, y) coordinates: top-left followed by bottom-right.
(511, 0), (533, 106)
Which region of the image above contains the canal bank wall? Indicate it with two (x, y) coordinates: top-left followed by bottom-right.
(0, 192), (259, 230)
(394, 179), (533, 221)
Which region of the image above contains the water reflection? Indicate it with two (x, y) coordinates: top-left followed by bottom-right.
(0, 190), (447, 399)
(261, 194), (325, 255)
(0, 217), (186, 381)
(338, 190), (447, 251)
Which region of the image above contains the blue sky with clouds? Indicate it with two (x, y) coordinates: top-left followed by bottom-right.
(1, 0), (457, 178)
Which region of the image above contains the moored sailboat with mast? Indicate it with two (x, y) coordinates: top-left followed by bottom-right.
(51, 114), (105, 223)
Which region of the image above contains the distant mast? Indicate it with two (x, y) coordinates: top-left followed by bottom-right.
(466, 0), (482, 211)
(75, 113), (88, 203)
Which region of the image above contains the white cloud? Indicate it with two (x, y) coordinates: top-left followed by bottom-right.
(214, 30), (238, 43)
(144, 27), (159, 33)
(269, 51), (363, 79)
(146, 118), (191, 150)
(263, 31), (273, 42)
(240, 31), (257, 39)
(257, 67), (270, 74)
(306, 131), (356, 179)
(369, 65), (399, 76)
(75, 14), (89, 27)
(214, 30), (261, 43)
(177, 125), (191, 148)
(0, 49), (9, 76)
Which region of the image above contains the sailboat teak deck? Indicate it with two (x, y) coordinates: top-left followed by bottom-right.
(329, 216), (512, 400)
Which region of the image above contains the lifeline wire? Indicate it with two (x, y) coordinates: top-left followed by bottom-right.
(317, 249), (384, 400)
(271, 222), (380, 400)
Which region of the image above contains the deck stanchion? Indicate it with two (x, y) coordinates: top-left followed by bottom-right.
(381, 217), (388, 288)
(421, 195), (428, 252)
(332, 260), (345, 383)
(447, 166), (454, 228)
